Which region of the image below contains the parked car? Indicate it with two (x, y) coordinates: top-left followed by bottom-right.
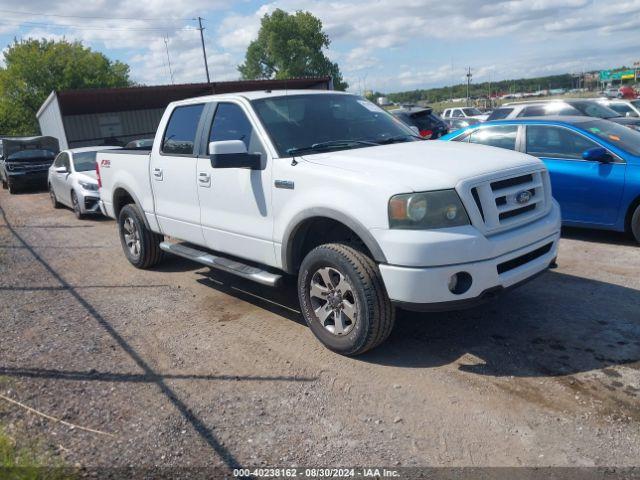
(0, 136), (59, 194)
(602, 87), (622, 99)
(597, 98), (640, 118)
(442, 117), (481, 133)
(389, 106), (448, 139)
(124, 138), (154, 149)
(97, 90), (560, 355)
(441, 117), (640, 242)
(441, 107), (489, 122)
(48, 146), (119, 218)
(489, 99), (640, 131)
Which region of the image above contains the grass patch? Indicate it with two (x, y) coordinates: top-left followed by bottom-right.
(0, 428), (75, 480)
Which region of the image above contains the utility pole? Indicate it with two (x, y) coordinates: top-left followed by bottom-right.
(163, 35), (174, 85)
(466, 67), (472, 106)
(197, 17), (211, 83)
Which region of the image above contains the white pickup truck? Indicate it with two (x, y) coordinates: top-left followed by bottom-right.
(98, 90), (561, 355)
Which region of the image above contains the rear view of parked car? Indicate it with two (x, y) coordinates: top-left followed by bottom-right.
(390, 106), (448, 139)
(441, 107), (489, 122)
(442, 117), (640, 243)
(48, 146), (119, 218)
(0, 136), (59, 194)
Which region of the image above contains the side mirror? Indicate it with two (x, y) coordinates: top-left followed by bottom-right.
(208, 140), (261, 170)
(54, 166), (67, 173)
(582, 147), (613, 163)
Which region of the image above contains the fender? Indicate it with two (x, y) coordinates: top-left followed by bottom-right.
(281, 207), (388, 273)
(111, 183), (153, 231)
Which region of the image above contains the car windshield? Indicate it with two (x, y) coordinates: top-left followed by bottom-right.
(462, 108), (482, 116)
(73, 151), (97, 172)
(251, 94), (416, 157)
(582, 120), (640, 156)
(7, 149), (56, 161)
(570, 101), (621, 119)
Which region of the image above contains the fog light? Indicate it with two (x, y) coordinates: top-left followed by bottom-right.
(444, 205), (459, 221)
(448, 272), (472, 295)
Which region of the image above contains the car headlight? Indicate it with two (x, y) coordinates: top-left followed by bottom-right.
(79, 180), (98, 191)
(389, 189), (470, 229)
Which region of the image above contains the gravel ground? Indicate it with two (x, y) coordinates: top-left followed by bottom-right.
(0, 188), (639, 472)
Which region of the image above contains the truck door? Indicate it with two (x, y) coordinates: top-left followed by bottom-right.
(196, 101), (275, 266)
(150, 103), (206, 245)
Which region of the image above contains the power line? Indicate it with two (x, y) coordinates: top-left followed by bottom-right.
(0, 8), (190, 22)
(0, 19), (194, 32)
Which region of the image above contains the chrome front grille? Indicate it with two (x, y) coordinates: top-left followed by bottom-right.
(464, 169), (551, 234)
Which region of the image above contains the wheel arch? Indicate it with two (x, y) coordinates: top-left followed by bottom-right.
(282, 209), (387, 274)
(625, 193), (640, 232)
(112, 186), (151, 229)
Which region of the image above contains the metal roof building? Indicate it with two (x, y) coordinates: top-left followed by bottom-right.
(36, 77), (333, 149)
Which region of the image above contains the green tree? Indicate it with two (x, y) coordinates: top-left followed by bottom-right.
(238, 9), (348, 90)
(0, 38), (133, 135)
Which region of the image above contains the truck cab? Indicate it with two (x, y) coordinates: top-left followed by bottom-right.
(98, 90), (561, 355)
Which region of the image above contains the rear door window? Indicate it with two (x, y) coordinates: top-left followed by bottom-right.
(161, 104), (205, 155)
(466, 125), (519, 150)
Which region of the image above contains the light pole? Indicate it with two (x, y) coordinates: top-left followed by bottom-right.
(466, 67), (472, 106)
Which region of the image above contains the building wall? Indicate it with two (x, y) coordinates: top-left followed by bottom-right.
(37, 94), (68, 149)
(62, 108), (165, 148)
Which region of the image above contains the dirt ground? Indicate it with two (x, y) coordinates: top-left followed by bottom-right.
(0, 188), (639, 472)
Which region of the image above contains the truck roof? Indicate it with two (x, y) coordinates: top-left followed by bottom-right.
(171, 89), (352, 106)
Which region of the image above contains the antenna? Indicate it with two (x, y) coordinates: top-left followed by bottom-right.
(163, 35), (174, 85)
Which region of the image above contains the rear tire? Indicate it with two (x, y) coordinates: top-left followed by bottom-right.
(118, 204), (165, 269)
(49, 184), (62, 209)
(71, 191), (84, 219)
(631, 204), (640, 244)
(298, 243), (395, 356)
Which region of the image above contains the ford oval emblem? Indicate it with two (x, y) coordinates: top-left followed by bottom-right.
(516, 190), (532, 204)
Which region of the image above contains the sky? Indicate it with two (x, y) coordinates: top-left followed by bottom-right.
(0, 0), (638, 94)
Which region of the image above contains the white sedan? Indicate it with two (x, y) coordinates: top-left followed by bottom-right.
(48, 146), (119, 219)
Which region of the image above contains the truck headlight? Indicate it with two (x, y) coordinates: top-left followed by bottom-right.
(389, 190), (470, 229)
(79, 180), (98, 191)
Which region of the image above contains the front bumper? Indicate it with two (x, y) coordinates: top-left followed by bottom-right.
(6, 170), (48, 187)
(77, 190), (101, 214)
(377, 203), (561, 308)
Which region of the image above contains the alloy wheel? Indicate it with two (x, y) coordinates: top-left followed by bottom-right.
(122, 216), (141, 258)
(309, 267), (357, 336)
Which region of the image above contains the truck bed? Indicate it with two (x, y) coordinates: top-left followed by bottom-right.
(97, 149), (157, 228)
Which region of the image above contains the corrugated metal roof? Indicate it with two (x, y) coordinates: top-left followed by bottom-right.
(55, 77), (332, 115)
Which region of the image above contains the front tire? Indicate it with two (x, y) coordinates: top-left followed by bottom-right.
(298, 243), (395, 356)
(71, 191), (84, 219)
(49, 184), (62, 209)
(631, 204), (640, 244)
(1, 178), (7, 190)
(7, 179), (19, 194)
(118, 204), (165, 269)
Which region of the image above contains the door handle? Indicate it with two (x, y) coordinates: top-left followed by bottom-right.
(198, 172), (211, 187)
(153, 168), (163, 180)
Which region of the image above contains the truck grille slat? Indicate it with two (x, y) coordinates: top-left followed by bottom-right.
(462, 169), (551, 234)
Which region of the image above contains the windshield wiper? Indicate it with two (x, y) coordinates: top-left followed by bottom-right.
(286, 139), (379, 155)
(375, 134), (422, 145)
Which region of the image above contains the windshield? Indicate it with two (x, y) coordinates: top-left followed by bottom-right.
(7, 149), (56, 161)
(582, 120), (640, 156)
(571, 102), (620, 119)
(251, 94), (416, 157)
(462, 108), (482, 116)
(73, 151), (97, 172)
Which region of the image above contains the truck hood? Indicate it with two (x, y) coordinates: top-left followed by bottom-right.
(302, 140), (542, 192)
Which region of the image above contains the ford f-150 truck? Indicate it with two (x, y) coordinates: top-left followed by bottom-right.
(97, 90), (561, 355)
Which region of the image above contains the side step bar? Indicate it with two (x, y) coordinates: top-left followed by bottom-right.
(159, 241), (282, 287)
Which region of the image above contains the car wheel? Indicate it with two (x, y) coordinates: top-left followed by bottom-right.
(118, 204), (165, 269)
(298, 243), (395, 356)
(1, 178), (6, 190)
(71, 191), (84, 219)
(631, 204), (640, 244)
(7, 180), (18, 194)
(49, 184), (62, 209)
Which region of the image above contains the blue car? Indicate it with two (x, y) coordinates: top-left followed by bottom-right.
(441, 116), (640, 243)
